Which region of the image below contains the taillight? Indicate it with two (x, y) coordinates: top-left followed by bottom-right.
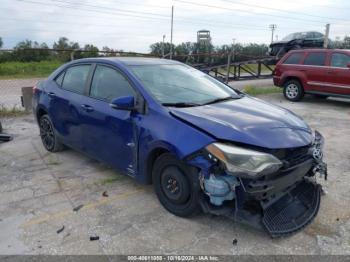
(32, 85), (38, 94)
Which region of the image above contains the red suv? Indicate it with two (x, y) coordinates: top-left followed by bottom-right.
(273, 49), (350, 101)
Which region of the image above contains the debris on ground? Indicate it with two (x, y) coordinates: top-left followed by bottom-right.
(232, 238), (238, 246)
(102, 191), (109, 197)
(0, 133), (13, 142)
(90, 236), (99, 241)
(73, 204), (84, 212)
(56, 226), (65, 234)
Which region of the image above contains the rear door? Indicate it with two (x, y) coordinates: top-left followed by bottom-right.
(301, 52), (328, 92)
(48, 64), (92, 150)
(325, 52), (350, 95)
(80, 64), (139, 175)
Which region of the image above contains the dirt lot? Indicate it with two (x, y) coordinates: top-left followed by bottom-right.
(0, 93), (349, 255)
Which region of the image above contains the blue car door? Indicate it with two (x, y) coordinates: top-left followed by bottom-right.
(79, 64), (139, 176)
(48, 64), (92, 150)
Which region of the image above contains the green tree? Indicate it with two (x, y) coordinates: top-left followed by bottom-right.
(150, 42), (175, 57)
(0, 37), (3, 48)
(53, 37), (80, 61)
(13, 39), (50, 62)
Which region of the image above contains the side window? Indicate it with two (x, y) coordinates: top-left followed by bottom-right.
(303, 53), (326, 66)
(55, 72), (65, 86)
(90, 65), (135, 102)
(61, 65), (91, 94)
(331, 53), (350, 68)
(283, 53), (303, 65)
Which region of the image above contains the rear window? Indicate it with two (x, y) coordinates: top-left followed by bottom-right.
(283, 53), (303, 64)
(303, 53), (326, 66)
(61, 65), (91, 94)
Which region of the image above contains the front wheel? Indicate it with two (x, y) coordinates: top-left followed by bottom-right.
(152, 153), (201, 217)
(39, 114), (65, 152)
(283, 80), (304, 102)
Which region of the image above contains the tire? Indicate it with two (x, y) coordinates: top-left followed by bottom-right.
(152, 153), (201, 217)
(39, 114), (64, 152)
(283, 79), (304, 102)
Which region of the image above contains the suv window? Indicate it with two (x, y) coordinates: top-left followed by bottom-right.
(331, 53), (350, 68)
(283, 53), (303, 64)
(90, 65), (135, 102)
(303, 53), (326, 66)
(61, 65), (90, 94)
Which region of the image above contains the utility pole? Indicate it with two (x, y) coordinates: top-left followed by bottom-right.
(161, 34), (166, 58)
(324, 24), (330, 48)
(170, 5), (174, 60)
(269, 24), (277, 43)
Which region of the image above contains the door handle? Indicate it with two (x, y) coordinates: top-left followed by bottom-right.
(81, 104), (94, 112)
(47, 92), (56, 97)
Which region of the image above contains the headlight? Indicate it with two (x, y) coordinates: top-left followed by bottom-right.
(206, 143), (282, 178)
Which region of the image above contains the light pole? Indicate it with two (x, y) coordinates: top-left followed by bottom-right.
(269, 24), (277, 43)
(170, 5), (174, 59)
(162, 34), (166, 58)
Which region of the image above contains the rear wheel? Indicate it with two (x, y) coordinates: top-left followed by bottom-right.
(152, 153), (201, 217)
(39, 114), (64, 152)
(283, 80), (304, 102)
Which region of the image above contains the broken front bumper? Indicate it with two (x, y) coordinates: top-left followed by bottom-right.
(262, 179), (321, 237)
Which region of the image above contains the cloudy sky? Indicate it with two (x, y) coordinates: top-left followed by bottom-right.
(1, 0), (350, 52)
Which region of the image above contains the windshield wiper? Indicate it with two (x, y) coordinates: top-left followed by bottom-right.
(201, 96), (240, 106)
(162, 102), (201, 108)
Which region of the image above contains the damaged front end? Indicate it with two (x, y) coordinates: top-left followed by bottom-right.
(187, 130), (327, 238)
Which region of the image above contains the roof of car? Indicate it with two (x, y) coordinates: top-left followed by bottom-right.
(288, 48), (350, 53)
(73, 57), (182, 66)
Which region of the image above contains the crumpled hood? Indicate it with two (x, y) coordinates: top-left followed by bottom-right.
(170, 96), (313, 149)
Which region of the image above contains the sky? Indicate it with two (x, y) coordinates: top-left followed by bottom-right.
(1, 0), (350, 53)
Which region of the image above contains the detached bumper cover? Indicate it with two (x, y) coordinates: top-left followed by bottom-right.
(262, 180), (321, 237)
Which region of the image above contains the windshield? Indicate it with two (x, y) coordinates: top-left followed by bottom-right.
(282, 32), (307, 41)
(130, 64), (240, 106)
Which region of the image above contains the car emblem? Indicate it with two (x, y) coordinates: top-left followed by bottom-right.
(312, 147), (323, 161)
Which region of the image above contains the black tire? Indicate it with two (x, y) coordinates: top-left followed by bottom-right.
(152, 153), (201, 217)
(39, 114), (64, 152)
(283, 79), (304, 102)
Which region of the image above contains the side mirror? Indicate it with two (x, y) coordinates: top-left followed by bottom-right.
(347, 62), (350, 69)
(110, 96), (135, 111)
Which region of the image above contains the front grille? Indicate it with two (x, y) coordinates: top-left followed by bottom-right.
(283, 146), (312, 167)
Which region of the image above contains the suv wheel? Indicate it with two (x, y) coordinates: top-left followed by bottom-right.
(283, 80), (304, 102)
(152, 153), (201, 217)
(39, 114), (64, 152)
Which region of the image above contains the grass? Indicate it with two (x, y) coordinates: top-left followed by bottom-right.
(0, 105), (29, 118)
(243, 85), (281, 96)
(98, 176), (126, 185)
(0, 60), (63, 79)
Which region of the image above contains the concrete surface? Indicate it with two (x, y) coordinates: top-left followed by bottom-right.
(0, 78), (43, 108)
(0, 93), (349, 255)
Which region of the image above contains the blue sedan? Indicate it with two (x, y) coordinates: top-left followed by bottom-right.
(33, 57), (327, 237)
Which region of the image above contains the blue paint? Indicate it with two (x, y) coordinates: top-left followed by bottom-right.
(33, 57), (313, 184)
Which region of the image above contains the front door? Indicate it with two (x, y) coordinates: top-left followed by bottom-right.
(80, 64), (139, 176)
(326, 52), (350, 95)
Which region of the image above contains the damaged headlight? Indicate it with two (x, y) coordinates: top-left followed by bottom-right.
(206, 143), (282, 178)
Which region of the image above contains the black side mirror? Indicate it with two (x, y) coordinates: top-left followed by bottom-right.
(347, 62), (350, 69)
(110, 96), (135, 111)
